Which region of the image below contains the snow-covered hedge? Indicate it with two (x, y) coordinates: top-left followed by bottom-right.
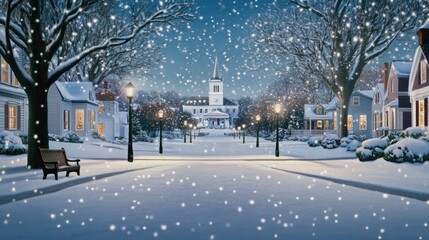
(49, 131), (84, 143)
(0, 131), (27, 155)
(264, 128), (290, 142)
(385, 131), (404, 145)
(383, 138), (429, 163)
(347, 140), (361, 151)
(320, 134), (340, 149)
(307, 137), (322, 147)
(340, 137), (352, 148)
(133, 130), (154, 143)
(403, 127), (425, 139)
(356, 138), (388, 162)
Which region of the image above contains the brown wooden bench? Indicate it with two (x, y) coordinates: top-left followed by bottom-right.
(39, 148), (81, 180)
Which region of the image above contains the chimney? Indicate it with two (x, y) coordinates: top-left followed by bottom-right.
(418, 19), (429, 46)
(103, 81), (108, 92)
(382, 62), (389, 92)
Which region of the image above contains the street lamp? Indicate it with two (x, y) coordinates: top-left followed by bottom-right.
(242, 124), (246, 144)
(255, 114), (261, 148)
(125, 82), (135, 162)
(158, 109), (164, 154)
(233, 128), (236, 139)
(238, 126), (241, 139)
(183, 120), (187, 143)
(274, 103), (282, 157)
(193, 126), (197, 139)
(189, 123), (193, 143)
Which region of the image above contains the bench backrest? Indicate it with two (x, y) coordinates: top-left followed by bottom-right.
(39, 148), (67, 166)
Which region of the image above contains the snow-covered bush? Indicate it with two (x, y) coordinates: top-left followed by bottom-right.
(320, 134), (340, 149)
(112, 137), (127, 145)
(298, 136), (309, 142)
(15, 133), (28, 144)
(385, 131), (404, 145)
(340, 137), (352, 147)
(383, 138), (429, 163)
(307, 137), (322, 147)
(264, 128), (289, 142)
(403, 127), (425, 139)
(163, 131), (182, 140)
(0, 131), (27, 155)
(287, 136), (297, 141)
(357, 135), (370, 142)
(48, 131), (83, 143)
(347, 140), (361, 151)
(356, 138), (388, 162)
(133, 130), (154, 143)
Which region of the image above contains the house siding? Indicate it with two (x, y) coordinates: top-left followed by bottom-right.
(47, 85), (62, 134)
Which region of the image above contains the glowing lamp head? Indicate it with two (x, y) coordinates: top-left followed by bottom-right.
(124, 82), (135, 99)
(189, 123), (193, 128)
(158, 109), (164, 119)
(184, 120), (188, 126)
(274, 103), (281, 114)
(242, 124), (246, 129)
(255, 115), (261, 122)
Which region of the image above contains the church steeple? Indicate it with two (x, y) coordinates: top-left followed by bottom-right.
(211, 56), (222, 80)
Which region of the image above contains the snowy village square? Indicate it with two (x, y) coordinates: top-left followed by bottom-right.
(1, 0), (429, 239)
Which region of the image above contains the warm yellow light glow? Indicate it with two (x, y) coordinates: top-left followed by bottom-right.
(274, 103), (281, 114)
(242, 124), (246, 129)
(125, 82), (135, 98)
(255, 114), (261, 121)
(158, 109), (164, 119)
(189, 123), (193, 128)
(184, 120), (188, 126)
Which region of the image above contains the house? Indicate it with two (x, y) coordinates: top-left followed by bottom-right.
(96, 82), (120, 141)
(302, 90), (373, 137)
(383, 61), (412, 131)
(372, 82), (385, 137)
(48, 81), (98, 138)
(182, 57), (239, 128)
(409, 20), (429, 130)
(303, 97), (338, 134)
(0, 56), (27, 134)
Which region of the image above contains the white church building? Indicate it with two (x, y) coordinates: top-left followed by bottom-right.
(182, 57), (239, 129)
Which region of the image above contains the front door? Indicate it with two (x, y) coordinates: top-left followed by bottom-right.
(99, 123), (105, 137)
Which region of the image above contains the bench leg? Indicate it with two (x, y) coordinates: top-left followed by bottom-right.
(77, 169), (80, 176)
(43, 173), (47, 179)
(55, 173), (58, 180)
(66, 171), (70, 177)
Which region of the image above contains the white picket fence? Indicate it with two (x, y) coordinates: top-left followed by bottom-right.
(290, 129), (337, 137)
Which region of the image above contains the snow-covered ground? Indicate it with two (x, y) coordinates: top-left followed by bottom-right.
(1, 130), (428, 239)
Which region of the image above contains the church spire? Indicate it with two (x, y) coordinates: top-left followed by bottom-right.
(211, 56), (222, 80)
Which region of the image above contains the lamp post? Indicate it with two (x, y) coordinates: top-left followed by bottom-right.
(274, 103), (281, 157)
(158, 109), (164, 154)
(125, 82), (135, 162)
(189, 123), (193, 143)
(183, 120), (187, 143)
(255, 114), (261, 148)
(242, 124), (246, 144)
(238, 126), (241, 139)
(193, 126), (197, 139)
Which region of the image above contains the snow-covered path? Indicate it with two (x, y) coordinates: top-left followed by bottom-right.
(1, 131), (429, 239)
(1, 161), (429, 240)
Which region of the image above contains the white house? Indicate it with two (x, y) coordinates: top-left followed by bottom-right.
(182, 57), (239, 128)
(48, 81), (98, 138)
(96, 82), (120, 141)
(409, 19), (429, 130)
(372, 82), (385, 137)
(0, 56), (27, 134)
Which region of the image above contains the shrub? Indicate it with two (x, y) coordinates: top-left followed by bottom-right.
(307, 137), (322, 147)
(59, 131), (83, 143)
(383, 138), (429, 163)
(15, 133), (28, 144)
(356, 138), (388, 162)
(340, 137), (352, 147)
(320, 134), (340, 149)
(133, 130), (154, 143)
(0, 131), (27, 155)
(403, 127), (425, 139)
(386, 131), (404, 145)
(347, 140), (361, 151)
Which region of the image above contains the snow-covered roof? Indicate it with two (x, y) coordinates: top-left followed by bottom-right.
(409, 46), (429, 93)
(0, 83), (26, 98)
(325, 97), (339, 111)
(374, 83), (384, 97)
(203, 110), (229, 119)
(55, 81), (97, 105)
(384, 99), (398, 108)
(304, 104), (333, 120)
(356, 90), (373, 99)
(392, 61), (412, 77)
(420, 19), (429, 30)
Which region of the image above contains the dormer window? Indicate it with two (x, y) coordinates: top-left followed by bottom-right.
(316, 106), (324, 115)
(353, 96), (360, 106)
(421, 61), (427, 84)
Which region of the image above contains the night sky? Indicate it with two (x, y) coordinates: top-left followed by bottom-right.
(138, 0), (419, 99)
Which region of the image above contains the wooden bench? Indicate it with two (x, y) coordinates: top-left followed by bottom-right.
(39, 148), (81, 180)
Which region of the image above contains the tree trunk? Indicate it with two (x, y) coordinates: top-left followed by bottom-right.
(26, 90), (49, 169)
(339, 90), (353, 138)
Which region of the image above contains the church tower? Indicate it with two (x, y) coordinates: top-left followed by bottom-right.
(208, 56), (224, 106)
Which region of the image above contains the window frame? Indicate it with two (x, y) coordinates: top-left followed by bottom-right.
(347, 115), (353, 130)
(359, 115), (367, 130)
(421, 61), (427, 84)
(75, 109), (85, 131)
(8, 105), (17, 130)
(352, 96), (360, 106)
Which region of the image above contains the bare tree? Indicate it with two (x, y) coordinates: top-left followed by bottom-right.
(0, 0), (193, 168)
(251, 0), (427, 137)
(354, 64), (383, 91)
(55, 1), (163, 86)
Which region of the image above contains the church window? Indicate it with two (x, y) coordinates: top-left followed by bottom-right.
(205, 109), (208, 113)
(200, 109), (203, 113)
(226, 108), (229, 113)
(193, 109), (196, 114)
(213, 85), (220, 92)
